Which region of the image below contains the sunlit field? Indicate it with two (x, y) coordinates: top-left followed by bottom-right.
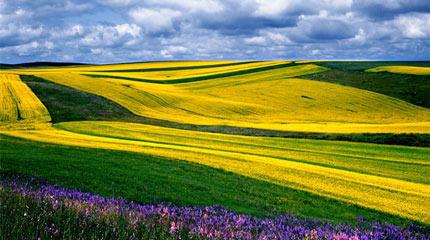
(1, 60), (430, 238)
(367, 66), (430, 75)
(0, 74), (50, 123)
(3, 61), (429, 133)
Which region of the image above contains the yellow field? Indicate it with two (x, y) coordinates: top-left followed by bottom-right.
(1, 121), (429, 223)
(4, 61), (291, 82)
(367, 66), (430, 75)
(29, 63), (430, 133)
(0, 73), (51, 124)
(3, 60), (244, 73)
(80, 61), (288, 81)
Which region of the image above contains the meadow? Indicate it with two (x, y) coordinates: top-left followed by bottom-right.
(1, 60), (429, 239)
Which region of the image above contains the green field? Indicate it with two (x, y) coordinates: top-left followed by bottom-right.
(1, 60), (429, 227)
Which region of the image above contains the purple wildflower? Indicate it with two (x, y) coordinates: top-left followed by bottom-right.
(1, 177), (429, 240)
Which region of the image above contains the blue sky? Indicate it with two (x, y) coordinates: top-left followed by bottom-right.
(1, 0), (430, 63)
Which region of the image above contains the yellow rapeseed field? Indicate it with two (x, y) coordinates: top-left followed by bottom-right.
(80, 61), (288, 81)
(0, 73), (51, 124)
(1, 121), (429, 223)
(32, 64), (430, 133)
(367, 66), (430, 75)
(3, 60), (245, 73)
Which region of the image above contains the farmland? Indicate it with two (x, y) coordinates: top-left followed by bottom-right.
(4, 61), (429, 134)
(0, 74), (50, 124)
(1, 60), (430, 238)
(367, 66), (430, 75)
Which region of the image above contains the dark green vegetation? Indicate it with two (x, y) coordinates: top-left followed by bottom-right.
(20, 75), (146, 123)
(312, 61), (430, 71)
(303, 61), (430, 108)
(0, 62), (88, 69)
(0, 135), (420, 226)
(83, 62), (300, 84)
(21, 75), (430, 146)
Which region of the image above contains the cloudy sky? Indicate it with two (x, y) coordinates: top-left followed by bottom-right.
(1, 0), (430, 63)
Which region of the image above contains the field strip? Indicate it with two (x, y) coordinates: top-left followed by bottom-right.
(245, 121), (430, 134)
(3, 61), (246, 73)
(0, 73), (51, 124)
(176, 64), (327, 89)
(93, 61), (261, 72)
(81, 61), (295, 83)
(367, 66), (430, 75)
(2, 123), (429, 223)
(54, 121), (430, 184)
(0, 76), (18, 121)
(59, 121), (428, 165)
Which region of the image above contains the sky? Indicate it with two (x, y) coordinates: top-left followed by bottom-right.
(1, 0), (430, 63)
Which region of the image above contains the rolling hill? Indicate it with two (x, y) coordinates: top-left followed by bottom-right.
(1, 60), (429, 227)
(4, 61), (428, 133)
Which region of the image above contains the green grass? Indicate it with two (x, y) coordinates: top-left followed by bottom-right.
(303, 62), (430, 108)
(19, 74), (144, 123)
(0, 135), (422, 226)
(20, 74), (430, 146)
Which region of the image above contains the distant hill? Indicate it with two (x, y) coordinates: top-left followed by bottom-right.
(0, 62), (89, 69)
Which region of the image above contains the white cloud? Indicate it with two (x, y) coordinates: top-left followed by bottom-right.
(160, 45), (188, 58)
(0, 23), (44, 47)
(266, 32), (291, 44)
(253, 0), (352, 19)
(349, 28), (366, 44)
(90, 48), (113, 57)
(394, 13), (430, 39)
(1, 0), (429, 63)
(71, 25), (84, 36)
(115, 24), (141, 37)
(253, 0), (291, 18)
(79, 24), (141, 47)
(244, 36), (266, 45)
(129, 8), (181, 33)
(98, 0), (139, 7)
(156, 0), (224, 13)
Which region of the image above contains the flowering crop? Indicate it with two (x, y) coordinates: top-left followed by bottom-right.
(30, 65), (430, 134)
(0, 73), (51, 124)
(366, 66), (430, 75)
(1, 176), (429, 240)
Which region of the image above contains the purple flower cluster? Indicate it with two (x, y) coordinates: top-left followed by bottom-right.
(1, 177), (429, 240)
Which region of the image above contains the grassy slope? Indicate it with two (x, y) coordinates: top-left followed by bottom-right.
(0, 134), (425, 227)
(2, 121), (429, 223)
(20, 75), (143, 123)
(303, 61), (430, 108)
(21, 74), (430, 146)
